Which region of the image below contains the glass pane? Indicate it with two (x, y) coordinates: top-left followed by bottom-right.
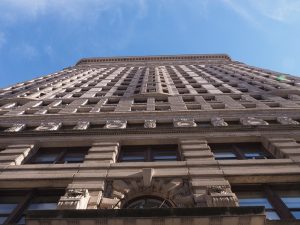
(27, 202), (57, 210)
(121, 151), (145, 162)
(0, 203), (17, 213)
(281, 197), (300, 208)
(213, 151), (237, 160)
(63, 153), (85, 163)
(291, 211), (300, 219)
(17, 216), (25, 225)
(239, 198), (273, 209)
(33, 153), (57, 163)
(152, 150), (177, 161)
(0, 217), (7, 224)
(266, 211), (280, 220)
(244, 152), (266, 159)
(126, 198), (169, 209)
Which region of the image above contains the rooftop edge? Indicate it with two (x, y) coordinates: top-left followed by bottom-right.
(76, 54), (232, 65)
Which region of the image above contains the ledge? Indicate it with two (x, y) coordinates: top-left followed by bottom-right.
(26, 207), (264, 219)
(76, 54), (232, 65)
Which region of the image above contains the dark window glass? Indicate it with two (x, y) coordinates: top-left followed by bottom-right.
(27, 147), (89, 164)
(119, 145), (179, 162)
(124, 197), (171, 209)
(234, 186), (300, 220)
(213, 151), (237, 160)
(210, 143), (272, 160)
(0, 190), (63, 225)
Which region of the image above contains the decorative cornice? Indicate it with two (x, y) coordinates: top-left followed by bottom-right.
(76, 54), (232, 65)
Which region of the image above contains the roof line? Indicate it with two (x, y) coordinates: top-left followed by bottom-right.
(76, 54), (232, 65)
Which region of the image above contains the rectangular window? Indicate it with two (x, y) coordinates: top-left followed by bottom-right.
(26, 147), (89, 164)
(0, 189), (63, 225)
(118, 145), (179, 162)
(209, 143), (273, 160)
(234, 185), (300, 220)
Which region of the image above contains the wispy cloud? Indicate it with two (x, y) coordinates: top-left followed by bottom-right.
(0, 0), (148, 23)
(221, 0), (259, 26)
(251, 0), (300, 22)
(221, 0), (300, 24)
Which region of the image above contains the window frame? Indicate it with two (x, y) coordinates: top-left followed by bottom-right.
(233, 185), (300, 220)
(118, 144), (180, 162)
(209, 143), (274, 160)
(25, 147), (90, 164)
(0, 189), (64, 224)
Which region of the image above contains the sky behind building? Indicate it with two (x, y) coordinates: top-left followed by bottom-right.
(0, 0), (300, 88)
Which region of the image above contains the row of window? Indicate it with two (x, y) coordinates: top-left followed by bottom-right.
(0, 186), (299, 224)
(11, 143), (274, 165)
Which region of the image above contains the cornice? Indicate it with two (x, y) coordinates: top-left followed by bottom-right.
(0, 124), (299, 138)
(76, 54), (232, 66)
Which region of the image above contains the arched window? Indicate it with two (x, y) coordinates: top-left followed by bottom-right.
(123, 196), (172, 209)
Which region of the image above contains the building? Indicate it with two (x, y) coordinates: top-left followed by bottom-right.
(0, 54), (300, 225)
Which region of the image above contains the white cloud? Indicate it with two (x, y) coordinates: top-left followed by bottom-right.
(0, 0), (149, 23)
(222, 0), (300, 24)
(250, 0), (300, 22)
(0, 32), (6, 48)
(221, 0), (259, 26)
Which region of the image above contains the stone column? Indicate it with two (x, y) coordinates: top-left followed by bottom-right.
(263, 137), (300, 164)
(84, 142), (119, 163)
(180, 139), (238, 207)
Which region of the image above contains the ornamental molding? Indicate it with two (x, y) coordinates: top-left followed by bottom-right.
(105, 120), (127, 129)
(173, 118), (197, 128)
(76, 54), (231, 65)
(58, 189), (90, 209)
(100, 172), (194, 209)
(240, 117), (268, 126)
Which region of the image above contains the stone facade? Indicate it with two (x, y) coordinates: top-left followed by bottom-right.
(0, 54), (300, 224)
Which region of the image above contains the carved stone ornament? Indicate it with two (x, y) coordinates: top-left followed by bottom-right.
(240, 117), (268, 126)
(205, 185), (238, 207)
(277, 116), (299, 125)
(100, 176), (194, 209)
(144, 119), (156, 128)
(58, 189), (90, 209)
(35, 122), (62, 131)
(74, 121), (90, 130)
(5, 123), (25, 132)
(211, 117), (228, 127)
(105, 120), (127, 129)
(173, 118), (197, 128)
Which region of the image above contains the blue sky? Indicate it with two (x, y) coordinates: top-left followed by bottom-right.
(0, 0), (300, 88)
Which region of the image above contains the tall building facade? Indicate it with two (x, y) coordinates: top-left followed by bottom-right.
(0, 54), (300, 225)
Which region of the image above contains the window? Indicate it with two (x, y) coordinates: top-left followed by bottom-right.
(26, 147), (89, 164)
(209, 143), (273, 160)
(123, 196), (171, 209)
(118, 145), (179, 162)
(234, 185), (300, 220)
(0, 189), (63, 224)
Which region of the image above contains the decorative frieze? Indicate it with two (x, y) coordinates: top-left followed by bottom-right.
(205, 185), (238, 207)
(58, 189), (90, 209)
(277, 116), (299, 125)
(211, 117), (228, 127)
(240, 117), (268, 126)
(173, 118), (196, 128)
(5, 123), (26, 132)
(144, 119), (156, 128)
(74, 121), (90, 130)
(105, 120), (127, 129)
(100, 178), (194, 209)
(35, 122), (62, 131)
